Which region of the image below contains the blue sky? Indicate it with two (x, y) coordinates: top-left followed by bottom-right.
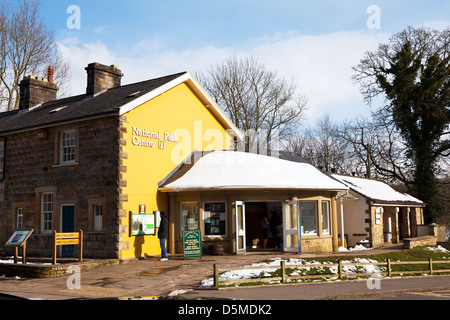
(39, 0), (450, 123)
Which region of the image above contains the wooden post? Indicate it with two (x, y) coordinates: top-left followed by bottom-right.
(52, 230), (57, 265)
(22, 242), (26, 264)
(281, 261), (286, 284)
(213, 264), (220, 288)
(338, 259), (343, 280)
(387, 258), (391, 277)
(78, 229), (83, 262)
(429, 258), (433, 275)
(13, 247), (18, 264)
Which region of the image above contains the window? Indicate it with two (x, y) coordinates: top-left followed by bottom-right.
(321, 201), (330, 234)
(60, 130), (76, 164)
(41, 193), (53, 233)
(180, 203), (199, 234)
(94, 205), (103, 232)
(16, 208), (23, 230)
(300, 201), (317, 235)
(204, 202), (226, 236)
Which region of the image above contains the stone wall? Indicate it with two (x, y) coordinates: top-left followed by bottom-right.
(0, 116), (121, 259)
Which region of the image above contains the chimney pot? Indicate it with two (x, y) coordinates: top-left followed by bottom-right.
(48, 66), (54, 84)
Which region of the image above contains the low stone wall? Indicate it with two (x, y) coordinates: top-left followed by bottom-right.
(0, 258), (120, 278)
(403, 235), (437, 249)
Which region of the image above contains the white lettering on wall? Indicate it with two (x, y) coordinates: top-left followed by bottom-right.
(132, 126), (178, 150)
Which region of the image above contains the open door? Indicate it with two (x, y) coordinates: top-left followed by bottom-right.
(235, 201), (246, 254)
(282, 201), (301, 253)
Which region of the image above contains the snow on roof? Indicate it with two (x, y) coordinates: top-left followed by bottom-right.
(331, 174), (424, 206)
(161, 151), (348, 191)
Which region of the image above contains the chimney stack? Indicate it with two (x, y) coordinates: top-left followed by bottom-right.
(18, 70), (58, 110)
(85, 63), (123, 96)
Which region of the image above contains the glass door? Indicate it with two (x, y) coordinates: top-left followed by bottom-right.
(282, 201), (301, 253)
(235, 201), (246, 254)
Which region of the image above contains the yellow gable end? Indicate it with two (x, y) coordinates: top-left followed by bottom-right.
(120, 82), (234, 259)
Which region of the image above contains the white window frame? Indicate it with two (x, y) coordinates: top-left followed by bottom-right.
(41, 193), (53, 233)
(60, 130), (76, 164)
(321, 200), (330, 234)
(94, 204), (103, 232)
(16, 208), (23, 230)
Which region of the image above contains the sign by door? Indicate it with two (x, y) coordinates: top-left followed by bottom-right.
(182, 230), (202, 260)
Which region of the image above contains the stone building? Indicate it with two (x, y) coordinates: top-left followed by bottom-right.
(0, 62), (239, 259)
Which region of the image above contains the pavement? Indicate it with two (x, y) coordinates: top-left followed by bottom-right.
(0, 244), (449, 301)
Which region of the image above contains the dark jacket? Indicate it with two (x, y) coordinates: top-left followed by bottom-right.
(158, 213), (169, 239)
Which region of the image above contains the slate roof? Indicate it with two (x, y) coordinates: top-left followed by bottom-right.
(0, 72), (187, 134)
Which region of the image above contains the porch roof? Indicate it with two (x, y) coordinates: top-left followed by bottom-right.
(331, 174), (425, 207)
(159, 150), (348, 192)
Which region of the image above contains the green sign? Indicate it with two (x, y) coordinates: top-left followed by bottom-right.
(182, 230), (202, 260)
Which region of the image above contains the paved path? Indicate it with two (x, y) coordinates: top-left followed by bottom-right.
(0, 245), (449, 300)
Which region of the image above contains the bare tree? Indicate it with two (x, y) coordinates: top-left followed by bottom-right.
(0, 0), (70, 112)
(200, 55), (307, 149)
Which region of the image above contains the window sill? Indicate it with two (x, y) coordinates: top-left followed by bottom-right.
(53, 162), (79, 168)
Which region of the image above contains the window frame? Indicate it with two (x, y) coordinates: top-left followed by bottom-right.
(180, 202), (199, 236)
(203, 201), (227, 237)
(300, 200), (318, 236)
(321, 200), (331, 234)
(60, 130), (77, 164)
(41, 193), (54, 234)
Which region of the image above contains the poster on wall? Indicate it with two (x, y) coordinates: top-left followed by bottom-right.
(131, 214), (155, 236)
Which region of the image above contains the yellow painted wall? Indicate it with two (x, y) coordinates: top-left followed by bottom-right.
(120, 83), (233, 259)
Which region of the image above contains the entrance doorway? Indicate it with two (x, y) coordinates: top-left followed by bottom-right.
(61, 205), (75, 257)
(244, 202), (283, 251)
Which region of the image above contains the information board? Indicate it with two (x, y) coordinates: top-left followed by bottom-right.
(182, 230), (202, 260)
(131, 214), (155, 236)
(5, 229), (34, 247)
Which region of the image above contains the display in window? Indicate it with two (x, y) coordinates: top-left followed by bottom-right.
(204, 202), (226, 236)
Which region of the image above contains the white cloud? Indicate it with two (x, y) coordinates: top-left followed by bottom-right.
(57, 29), (392, 122)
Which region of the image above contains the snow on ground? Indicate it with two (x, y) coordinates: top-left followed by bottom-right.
(198, 255), (383, 288)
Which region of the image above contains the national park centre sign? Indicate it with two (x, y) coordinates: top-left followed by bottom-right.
(132, 126), (179, 150)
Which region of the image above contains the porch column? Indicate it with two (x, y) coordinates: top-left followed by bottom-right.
(331, 196), (339, 252)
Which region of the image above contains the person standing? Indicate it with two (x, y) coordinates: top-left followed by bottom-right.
(158, 211), (169, 261)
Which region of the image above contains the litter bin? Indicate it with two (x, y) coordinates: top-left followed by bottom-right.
(384, 231), (392, 243)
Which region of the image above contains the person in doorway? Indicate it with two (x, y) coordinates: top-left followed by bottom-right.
(261, 213), (270, 249)
(158, 211), (169, 261)
(270, 210), (283, 249)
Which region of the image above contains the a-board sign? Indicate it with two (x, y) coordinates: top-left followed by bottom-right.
(131, 214), (155, 236)
(182, 230), (202, 260)
(5, 229), (34, 247)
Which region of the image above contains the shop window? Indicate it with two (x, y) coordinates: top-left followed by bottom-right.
(60, 130), (77, 164)
(41, 193), (53, 233)
(204, 202), (226, 236)
(300, 201), (317, 235)
(321, 201), (330, 234)
(16, 208), (23, 230)
(181, 203), (199, 234)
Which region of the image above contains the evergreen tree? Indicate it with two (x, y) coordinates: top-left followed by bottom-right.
(353, 26), (450, 223)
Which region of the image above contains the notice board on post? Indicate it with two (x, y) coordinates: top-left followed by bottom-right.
(182, 230), (202, 260)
